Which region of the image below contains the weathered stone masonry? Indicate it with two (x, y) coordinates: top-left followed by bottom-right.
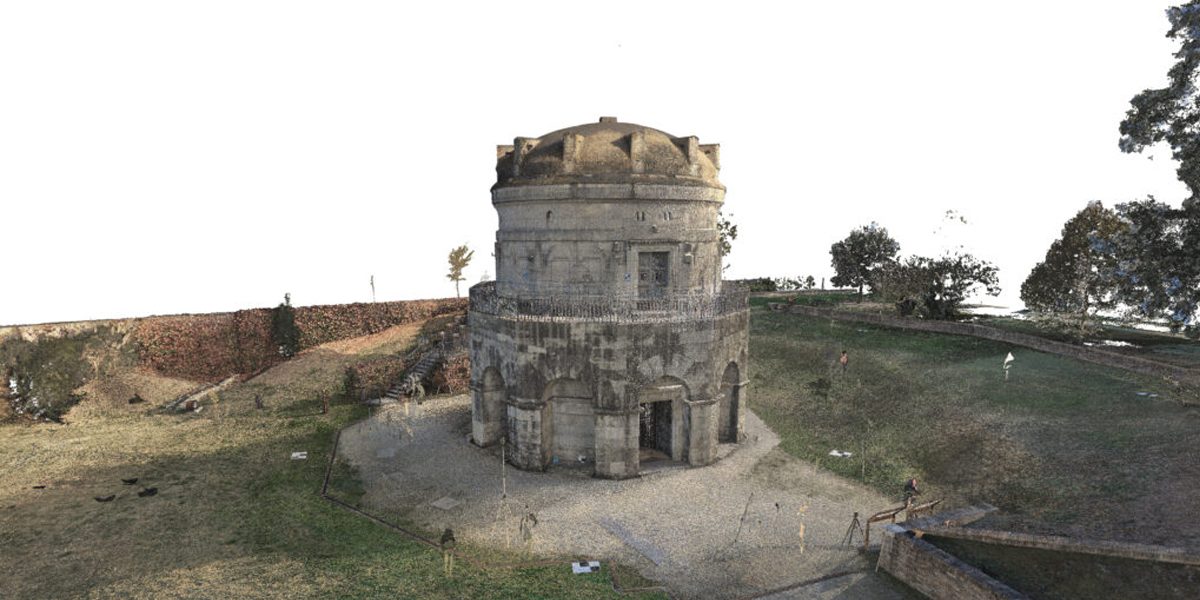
(469, 117), (749, 479)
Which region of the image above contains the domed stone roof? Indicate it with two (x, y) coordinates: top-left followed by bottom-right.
(494, 117), (722, 189)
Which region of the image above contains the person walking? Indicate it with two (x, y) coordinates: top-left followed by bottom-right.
(839, 350), (849, 374)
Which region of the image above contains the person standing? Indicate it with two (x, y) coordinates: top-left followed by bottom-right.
(440, 527), (456, 577)
(839, 350), (849, 374)
(519, 511), (538, 557)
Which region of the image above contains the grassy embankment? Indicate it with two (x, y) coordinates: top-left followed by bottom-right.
(0, 319), (661, 600)
(749, 306), (1200, 546)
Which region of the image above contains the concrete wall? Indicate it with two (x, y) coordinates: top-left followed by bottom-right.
(783, 305), (1200, 388)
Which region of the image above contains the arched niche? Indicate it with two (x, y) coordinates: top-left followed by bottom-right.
(543, 378), (594, 468)
(718, 362), (741, 443)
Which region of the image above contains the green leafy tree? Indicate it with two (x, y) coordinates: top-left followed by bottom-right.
(1116, 3), (1200, 336)
(829, 223), (901, 300)
(1120, 3), (1200, 202)
(1108, 198), (1200, 336)
(447, 244), (474, 298)
(804, 275), (816, 290)
(875, 253), (1000, 320)
(1021, 201), (1125, 337)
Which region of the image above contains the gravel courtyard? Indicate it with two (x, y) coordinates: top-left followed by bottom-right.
(336, 396), (919, 599)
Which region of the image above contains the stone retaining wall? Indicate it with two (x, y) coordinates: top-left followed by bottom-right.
(922, 527), (1200, 599)
(877, 524), (1028, 600)
(878, 507), (1200, 599)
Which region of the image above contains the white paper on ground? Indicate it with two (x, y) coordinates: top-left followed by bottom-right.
(572, 561), (601, 574)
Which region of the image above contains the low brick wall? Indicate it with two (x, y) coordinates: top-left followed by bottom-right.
(877, 524), (1028, 600)
(781, 305), (1200, 388)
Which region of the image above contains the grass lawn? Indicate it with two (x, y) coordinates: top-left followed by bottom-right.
(749, 307), (1200, 547)
(0, 320), (662, 600)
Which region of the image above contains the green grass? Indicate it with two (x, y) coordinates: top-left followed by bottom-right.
(749, 307), (1200, 543)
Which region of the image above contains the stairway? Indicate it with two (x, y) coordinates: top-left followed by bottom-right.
(383, 350), (443, 401)
(380, 320), (469, 402)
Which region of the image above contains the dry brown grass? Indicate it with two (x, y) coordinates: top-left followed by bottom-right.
(0, 321), (425, 599)
(69, 368), (201, 421)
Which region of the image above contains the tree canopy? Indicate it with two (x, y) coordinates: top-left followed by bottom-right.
(1020, 201), (1125, 335)
(1107, 198), (1200, 336)
(829, 223), (900, 299)
(1115, 2), (1200, 336)
(873, 253), (1000, 320)
(1120, 2), (1200, 204)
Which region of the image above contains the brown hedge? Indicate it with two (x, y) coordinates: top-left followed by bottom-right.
(343, 355), (409, 400)
(293, 299), (465, 348)
(133, 310), (280, 382)
(430, 353), (470, 395)
(133, 298), (466, 382)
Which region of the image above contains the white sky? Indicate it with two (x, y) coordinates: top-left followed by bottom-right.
(1, 1), (1191, 326)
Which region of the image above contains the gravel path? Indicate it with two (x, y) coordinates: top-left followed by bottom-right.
(337, 396), (918, 599)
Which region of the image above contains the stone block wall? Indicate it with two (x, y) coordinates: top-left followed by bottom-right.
(877, 525), (1028, 600)
(921, 527), (1200, 599)
(469, 308), (747, 478)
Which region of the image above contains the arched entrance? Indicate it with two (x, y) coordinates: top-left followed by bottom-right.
(719, 362), (740, 443)
(480, 367), (506, 446)
(638, 377), (688, 463)
(543, 379), (594, 468)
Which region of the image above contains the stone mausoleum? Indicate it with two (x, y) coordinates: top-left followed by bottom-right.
(468, 117), (749, 479)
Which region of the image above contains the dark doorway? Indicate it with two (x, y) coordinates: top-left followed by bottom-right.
(638, 401), (672, 460)
(719, 362), (740, 443)
(637, 252), (669, 299)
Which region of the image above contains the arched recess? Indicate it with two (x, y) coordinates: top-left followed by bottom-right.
(638, 376), (689, 462)
(718, 362), (740, 443)
(481, 367), (507, 445)
(543, 379), (594, 467)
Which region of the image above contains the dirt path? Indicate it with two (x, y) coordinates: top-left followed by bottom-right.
(337, 396), (919, 599)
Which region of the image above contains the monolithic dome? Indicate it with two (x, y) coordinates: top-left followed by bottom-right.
(468, 117), (749, 479)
